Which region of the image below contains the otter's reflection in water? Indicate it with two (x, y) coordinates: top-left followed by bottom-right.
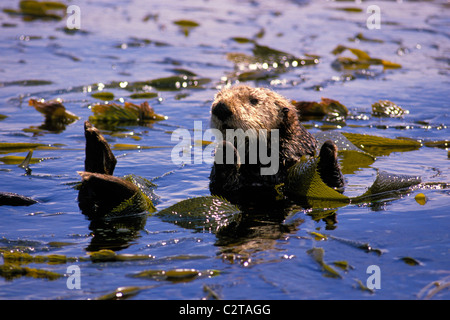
(156, 196), (337, 261)
(85, 213), (148, 252)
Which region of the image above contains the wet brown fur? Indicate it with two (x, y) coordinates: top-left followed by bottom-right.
(209, 85), (320, 202)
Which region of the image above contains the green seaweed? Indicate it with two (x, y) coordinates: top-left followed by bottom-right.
(129, 92), (158, 99)
(0, 263), (61, 280)
(131, 268), (220, 282)
(400, 257), (423, 266)
(95, 286), (147, 300)
(89, 249), (153, 262)
(307, 247), (342, 278)
(332, 45), (401, 70)
(372, 100), (409, 118)
(3, 1), (67, 21)
(173, 19), (200, 36)
(89, 101), (167, 123)
(0, 79), (53, 87)
(156, 196), (241, 233)
(91, 92), (115, 101)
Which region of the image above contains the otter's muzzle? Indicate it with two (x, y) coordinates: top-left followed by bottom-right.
(212, 102), (232, 121)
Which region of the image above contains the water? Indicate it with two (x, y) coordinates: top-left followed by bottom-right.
(0, 0), (449, 300)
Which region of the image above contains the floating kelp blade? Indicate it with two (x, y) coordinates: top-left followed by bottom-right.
(130, 268), (220, 283)
(332, 45), (401, 70)
(341, 132), (421, 156)
(3, 1), (67, 21)
(292, 97), (348, 118)
(372, 100), (409, 118)
(89, 101), (167, 122)
(95, 286), (148, 300)
(156, 196), (241, 233)
(29, 98), (79, 124)
(353, 171), (421, 203)
(0, 142), (45, 151)
(285, 132), (422, 209)
(307, 247), (342, 278)
(0, 264), (61, 280)
(91, 92), (115, 100)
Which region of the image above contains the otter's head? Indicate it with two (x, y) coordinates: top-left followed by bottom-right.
(210, 85), (294, 134)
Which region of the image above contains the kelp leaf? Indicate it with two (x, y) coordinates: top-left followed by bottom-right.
(89, 101), (167, 122)
(0, 142), (45, 150)
(307, 247), (342, 278)
(331, 45), (402, 70)
(131, 268), (220, 282)
(341, 132), (421, 151)
(0, 155), (49, 165)
(292, 97), (348, 117)
(372, 100), (409, 118)
(173, 20), (200, 28)
(415, 193), (427, 205)
(89, 249), (153, 262)
(0, 264), (61, 280)
(91, 92), (115, 100)
(29, 99), (79, 124)
(286, 155), (350, 208)
(96, 286), (145, 300)
(400, 257), (423, 266)
(156, 196), (241, 233)
(129, 92), (158, 99)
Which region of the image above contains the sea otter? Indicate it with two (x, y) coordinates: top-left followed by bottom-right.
(209, 85), (344, 203)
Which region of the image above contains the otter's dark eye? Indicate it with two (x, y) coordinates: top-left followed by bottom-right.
(250, 98), (259, 106)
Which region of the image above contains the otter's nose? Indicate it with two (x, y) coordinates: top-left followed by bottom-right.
(212, 102), (232, 121)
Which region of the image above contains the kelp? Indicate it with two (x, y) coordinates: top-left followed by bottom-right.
(286, 132), (422, 208)
(1, 251), (77, 264)
(0, 142), (45, 151)
(0, 79), (53, 87)
(95, 286), (148, 300)
(307, 247), (342, 278)
(417, 275), (450, 300)
(29, 98), (79, 125)
(156, 196), (241, 233)
(129, 92), (158, 99)
(89, 249), (153, 262)
(292, 97), (348, 119)
(415, 193), (427, 205)
(115, 37), (169, 49)
(332, 45), (401, 70)
(372, 100), (409, 118)
(328, 235), (385, 255)
(341, 132), (421, 156)
(348, 33), (384, 43)
(173, 19), (200, 36)
(91, 92), (115, 101)
(400, 256), (423, 266)
(226, 42), (319, 82)
(89, 101), (167, 123)
(3, 1), (67, 21)
(144, 75), (210, 90)
(0, 154), (50, 165)
(0, 264), (61, 280)
(130, 268), (220, 282)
